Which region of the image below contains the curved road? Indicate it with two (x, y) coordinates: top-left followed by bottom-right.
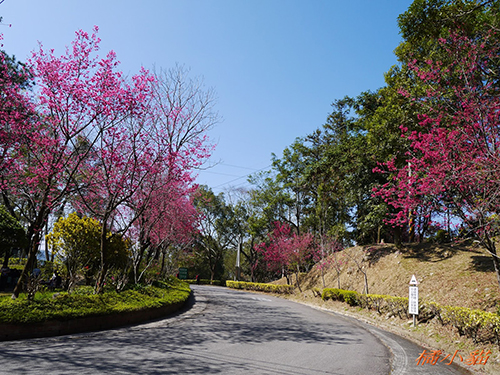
(0, 285), (471, 374)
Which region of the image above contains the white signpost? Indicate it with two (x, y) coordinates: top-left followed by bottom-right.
(409, 275), (419, 327)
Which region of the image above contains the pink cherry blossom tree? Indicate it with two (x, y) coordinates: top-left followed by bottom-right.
(255, 222), (293, 279)
(1, 27), (156, 298)
(73, 59), (215, 294)
(100, 65), (218, 287)
(73, 109), (164, 293)
(255, 221), (315, 289)
(375, 30), (500, 290)
(125, 64), (217, 282)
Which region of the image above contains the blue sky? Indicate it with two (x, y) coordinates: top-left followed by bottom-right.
(0, 0), (413, 193)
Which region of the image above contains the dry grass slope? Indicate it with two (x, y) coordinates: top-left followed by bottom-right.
(303, 241), (500, 312)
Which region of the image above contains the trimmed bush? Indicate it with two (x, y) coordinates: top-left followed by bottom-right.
(226, 281), (294, 294)
(439, 305), (500, 345)
(0, 280), (190, 324)
(186, 279), (225, 286)
(322, 288), (360, 306)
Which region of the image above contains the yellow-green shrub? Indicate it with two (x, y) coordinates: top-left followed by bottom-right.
(439, 305), (500, 344)
(186, 279), (224, 286)
(322, 288), (360, 306)
(226, 281), (294, 294)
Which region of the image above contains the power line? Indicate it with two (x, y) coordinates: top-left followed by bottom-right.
(212, 164), (272, 189)
(218, 163), (261, 171)
(200, 170), (244, 177)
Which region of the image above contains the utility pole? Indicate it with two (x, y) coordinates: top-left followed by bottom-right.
(235, 241), (241, 281)
(408, 161), (415, 242)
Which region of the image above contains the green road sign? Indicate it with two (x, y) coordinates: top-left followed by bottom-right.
(178, 267), (188, 280)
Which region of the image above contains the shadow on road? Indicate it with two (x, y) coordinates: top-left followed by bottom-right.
(0, 286), (392, 374)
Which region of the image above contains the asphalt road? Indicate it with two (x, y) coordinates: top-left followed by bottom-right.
(0, 285), (472, 374)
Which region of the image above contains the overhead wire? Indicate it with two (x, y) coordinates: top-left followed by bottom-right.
(211, 164), (272, 189)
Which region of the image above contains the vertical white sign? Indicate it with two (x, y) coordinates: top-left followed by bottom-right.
(408, 285), (419, 315)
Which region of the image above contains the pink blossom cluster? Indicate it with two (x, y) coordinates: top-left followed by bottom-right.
(255, 222), (315, 275)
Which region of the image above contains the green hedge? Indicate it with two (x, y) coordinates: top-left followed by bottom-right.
(320, 288), (500, 348)
(321, 288), (360, 306)
(185, 279), (225, 286)
(438, 305), (500, 345)
(0, 280), (191, 324)
(226, 280), (294, 294)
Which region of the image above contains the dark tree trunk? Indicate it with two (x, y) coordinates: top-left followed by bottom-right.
(12, 206), (48, 299)
(2, 248), (10, 268)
